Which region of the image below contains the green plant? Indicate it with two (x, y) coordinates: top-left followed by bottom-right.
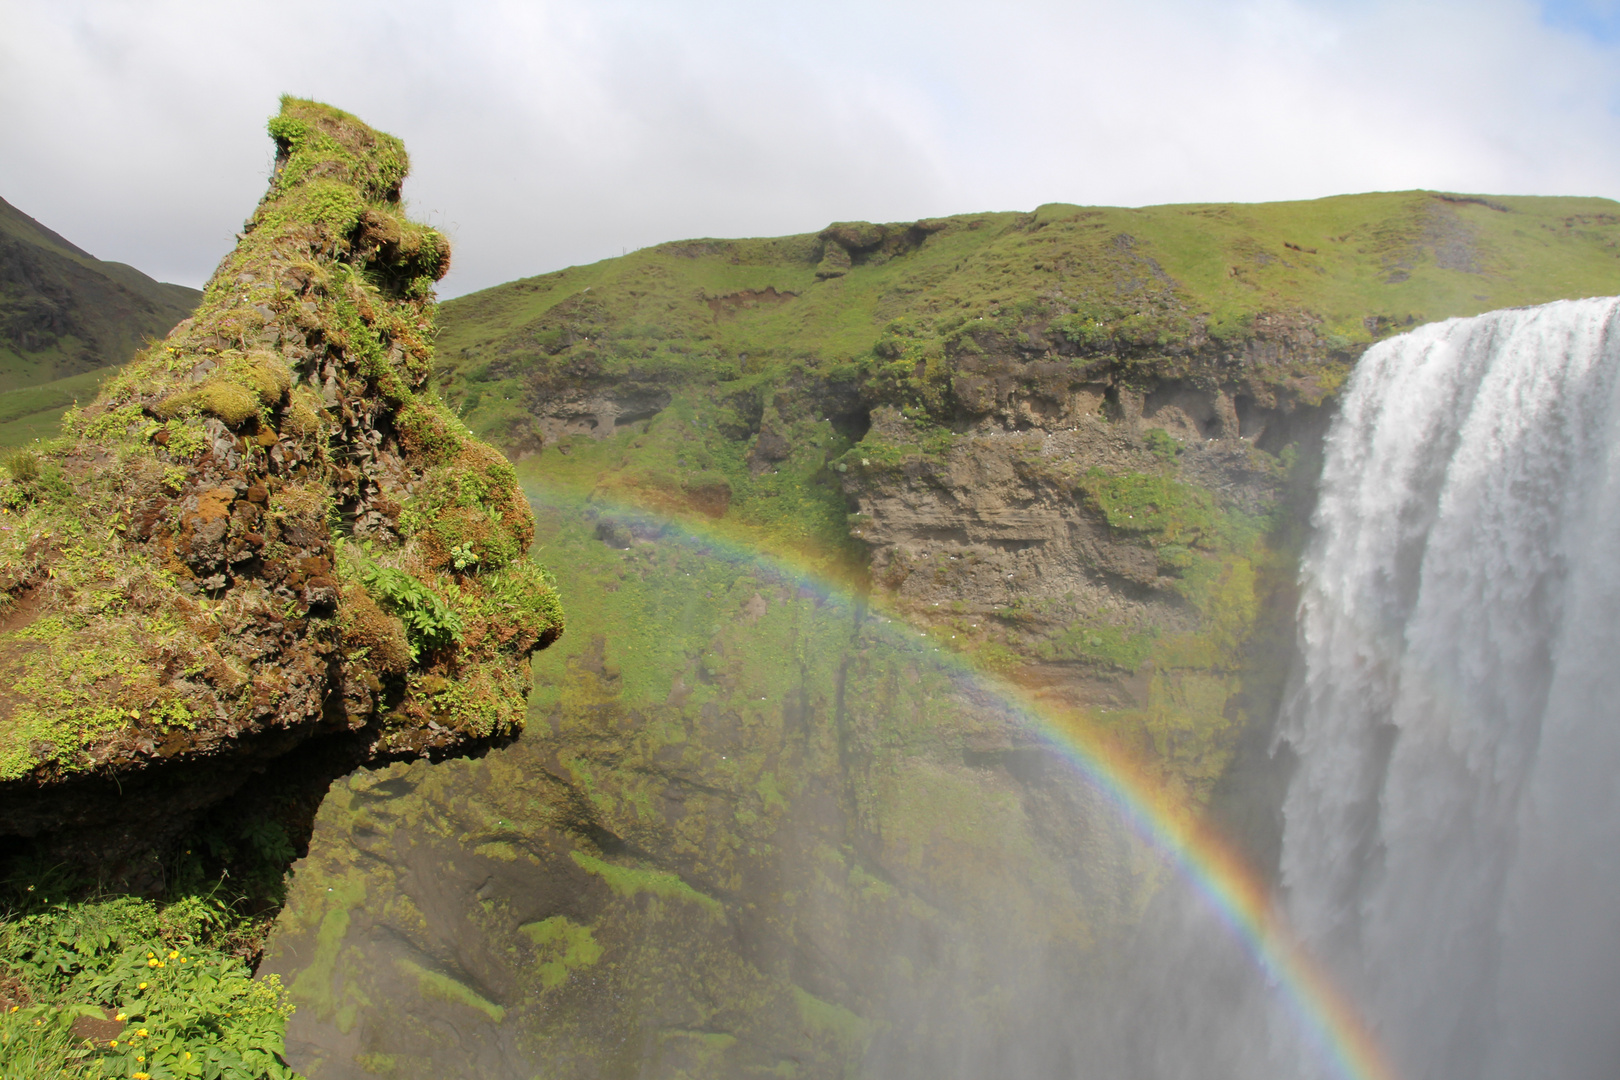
(1143, 427), (1182, 461)
(0, 895), (298, 1079)
(4, 452), (39, 484)
(360, 566), (464, 660)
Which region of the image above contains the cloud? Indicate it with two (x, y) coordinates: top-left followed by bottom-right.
(2, 0), (1617, 297)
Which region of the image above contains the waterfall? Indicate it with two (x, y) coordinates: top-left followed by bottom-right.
(1277, 296), (1620, 1080)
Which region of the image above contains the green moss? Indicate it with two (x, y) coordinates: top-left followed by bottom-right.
(0, 533), (203, 781)
(520, 916), (603, 988)
(396, 958), (505, 1023)
(570, 851), (723, 916)
(791, 986), (875, 1068)
(354, 1052), (398, 1075)
(1038, 623), (1158, 670)
(1078, 469), (1219, 546)
(286, 877), (368, 1022)
(178, 377), (261, 425)
(394, 399), (465, 465)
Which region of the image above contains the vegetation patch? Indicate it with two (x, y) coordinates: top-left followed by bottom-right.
(569, 851), (723, 917)
(519, 916), (602, 989)
(0, 892), (297, 1079)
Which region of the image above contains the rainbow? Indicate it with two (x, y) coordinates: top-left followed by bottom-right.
(522, 477), (1400, 1080)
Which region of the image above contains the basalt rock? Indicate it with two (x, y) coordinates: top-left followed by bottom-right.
(0, 99), (563, 876)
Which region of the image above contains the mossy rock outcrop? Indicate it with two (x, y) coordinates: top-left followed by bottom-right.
(0, 98), (562, 871)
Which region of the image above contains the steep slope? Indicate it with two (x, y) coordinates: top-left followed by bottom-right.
(432, 190), (1620, 810)
(0, 98), (562, 880)
(251, 195), (1620, 1079)
(0, 194), (199, 394)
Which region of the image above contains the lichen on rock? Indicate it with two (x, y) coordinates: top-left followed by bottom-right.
(0, 98), (562, 851)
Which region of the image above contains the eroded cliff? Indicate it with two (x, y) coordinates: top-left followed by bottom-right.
(252, 193), (1620, 1078)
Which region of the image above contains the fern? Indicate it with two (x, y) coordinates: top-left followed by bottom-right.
(360, 566), (463, 661)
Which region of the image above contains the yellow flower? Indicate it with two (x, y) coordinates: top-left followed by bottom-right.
(147, 953), (154, 959)
(136, 1054), (144, 1062)
(147, 958), (158, 967)
(136, 1028), (148, 1038)
(108, 1040), (117, 1048)
(137, 982), (147, 990)
(184, 1051), (191, 1059)
(167, 951), (178, 960)
(134, 1073), (150, 1080)
(115, 1013), (127, 1021)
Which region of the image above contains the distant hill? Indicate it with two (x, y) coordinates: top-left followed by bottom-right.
(433, 190), (1620, 451)
(0, 195), (200, 442)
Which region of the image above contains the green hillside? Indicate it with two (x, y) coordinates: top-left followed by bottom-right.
(0, 195), (199, 408)
(424, 188), (1620, 820)
(251, 190), (1620, 1077)
(436, 190), (1620, 446)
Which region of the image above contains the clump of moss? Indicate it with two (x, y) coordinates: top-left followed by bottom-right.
(337, 582), (411, 675)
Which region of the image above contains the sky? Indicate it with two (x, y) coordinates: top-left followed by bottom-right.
(3, 0), (1620, 299)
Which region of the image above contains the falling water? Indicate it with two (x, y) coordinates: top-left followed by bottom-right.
(1277, 296), (1620, 1080)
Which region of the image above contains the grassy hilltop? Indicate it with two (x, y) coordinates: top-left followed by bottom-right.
(437, 190), (1620, 444)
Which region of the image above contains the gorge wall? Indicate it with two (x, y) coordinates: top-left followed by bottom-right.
(256, 193), (1620, 1077)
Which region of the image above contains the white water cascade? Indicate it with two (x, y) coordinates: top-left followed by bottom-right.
(1277, 296), (1620, 1080)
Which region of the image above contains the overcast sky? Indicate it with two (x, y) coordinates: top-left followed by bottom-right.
(4, 0), (1619, 298)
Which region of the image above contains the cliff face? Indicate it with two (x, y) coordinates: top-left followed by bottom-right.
(253, 195), (1620, 1077)
(0, 99), (561, 878)
(430, 191), (1620, 807)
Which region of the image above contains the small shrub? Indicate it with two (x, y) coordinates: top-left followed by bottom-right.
(1143, 427), (1182, 461)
